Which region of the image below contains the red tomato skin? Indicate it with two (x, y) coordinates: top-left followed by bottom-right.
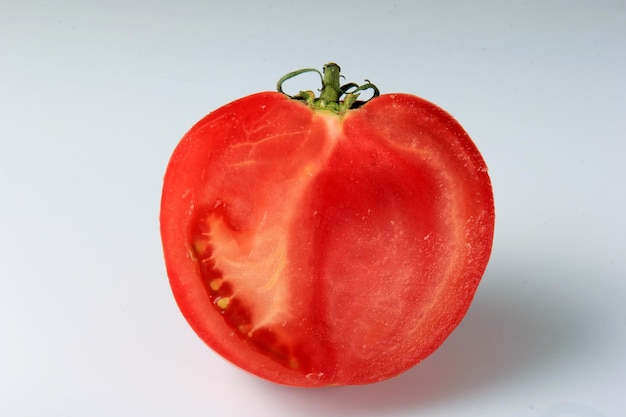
(160, 91), (494, 387)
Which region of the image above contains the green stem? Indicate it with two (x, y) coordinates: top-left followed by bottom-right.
(318, 63), (342, 104)
(277, 63), (379, 114)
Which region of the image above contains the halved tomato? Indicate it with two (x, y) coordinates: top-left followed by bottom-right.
(160, 63), (494, 387)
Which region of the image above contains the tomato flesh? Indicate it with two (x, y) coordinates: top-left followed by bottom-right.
(160, 92), (494, 386)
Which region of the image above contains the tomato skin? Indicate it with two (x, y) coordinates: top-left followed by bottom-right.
(160, 91), (494, 387)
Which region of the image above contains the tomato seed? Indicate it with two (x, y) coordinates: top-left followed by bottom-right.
(209, 278), (222, 291)
(215, 297), (230, 309)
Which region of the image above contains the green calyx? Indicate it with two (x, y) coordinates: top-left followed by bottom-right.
(277, 63), (379, 114)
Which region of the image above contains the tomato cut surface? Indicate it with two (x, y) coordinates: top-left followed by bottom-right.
(161, 70), (494, 387)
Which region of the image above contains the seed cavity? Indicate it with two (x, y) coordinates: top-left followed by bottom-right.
(190, 207), (312, 374)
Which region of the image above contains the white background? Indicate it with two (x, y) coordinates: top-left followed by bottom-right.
(1, 1), (625, 416)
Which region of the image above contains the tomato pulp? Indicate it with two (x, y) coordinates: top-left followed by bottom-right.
(160, 64), (495, 387)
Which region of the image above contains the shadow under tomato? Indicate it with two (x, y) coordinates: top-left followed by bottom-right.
(257, 250), (606, 414)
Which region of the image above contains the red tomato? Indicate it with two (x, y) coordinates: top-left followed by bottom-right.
(160, 64), (494, 387)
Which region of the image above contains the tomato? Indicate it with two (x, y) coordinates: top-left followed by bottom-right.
(160, 63), (494, 387)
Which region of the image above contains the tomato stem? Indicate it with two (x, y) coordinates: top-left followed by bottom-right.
(277, 63), (379, 114)
(319, 63), (342, 104)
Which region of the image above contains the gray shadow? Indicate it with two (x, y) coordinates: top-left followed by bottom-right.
(255, 252), (606, 415)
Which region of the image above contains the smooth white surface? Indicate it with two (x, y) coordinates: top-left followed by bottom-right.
(1, 1), (625, 416)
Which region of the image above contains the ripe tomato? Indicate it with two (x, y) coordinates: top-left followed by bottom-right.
(160, 63), (494, 387)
